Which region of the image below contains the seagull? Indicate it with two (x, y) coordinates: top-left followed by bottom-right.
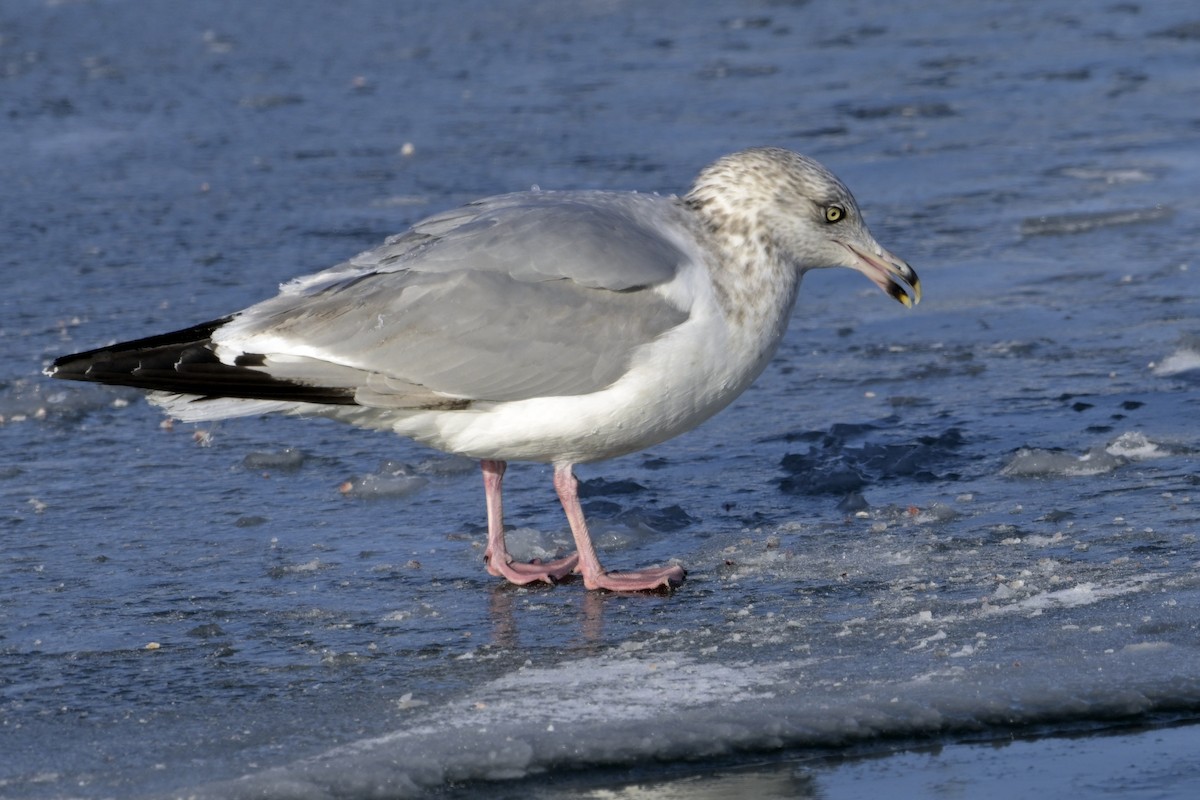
(47, 147), (920, 592)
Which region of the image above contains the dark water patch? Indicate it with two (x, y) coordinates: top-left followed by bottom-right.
(839, 101), (956, 120)
(579, 477), (649, 498)
(779, 427), (966, 496)
(1151, 21), (1200, 40)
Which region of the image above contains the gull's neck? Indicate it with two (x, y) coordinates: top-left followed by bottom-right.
(681, 188), (802, 350)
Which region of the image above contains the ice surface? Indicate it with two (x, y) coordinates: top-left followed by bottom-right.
(189, 629), (1200, 799)
(5, 0), (1200, 797)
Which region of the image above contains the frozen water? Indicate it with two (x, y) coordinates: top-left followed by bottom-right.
(242, 447), (307, 472)
(1002, 431), (1177, 477)
(1003, 445), (1124, 478)
(3, 0), (1200, 797)
(338, 460), (431, 499)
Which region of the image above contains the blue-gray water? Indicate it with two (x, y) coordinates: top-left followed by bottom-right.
(3, 1), (1199, 797)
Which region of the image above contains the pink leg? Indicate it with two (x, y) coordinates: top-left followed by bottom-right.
(481, 459), (579, 585)
(553, 463), (686, 592)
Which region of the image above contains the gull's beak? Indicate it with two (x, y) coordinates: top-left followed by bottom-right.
(842, 242), (922, 308)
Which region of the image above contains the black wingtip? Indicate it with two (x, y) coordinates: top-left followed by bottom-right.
(49, 318), (234, 384)
(49, 316), (358, 406)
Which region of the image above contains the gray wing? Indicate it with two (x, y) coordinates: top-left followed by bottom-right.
(215, 191), (695, 406)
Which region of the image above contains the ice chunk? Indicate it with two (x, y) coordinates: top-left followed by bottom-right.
(266, 558), (327, 578)
(1052, 165), (1154, 184)
(411, 454), (476, 476)
(1151, 339), (1200, 377)
(500, 527), (572, 563)
(1104, 432), (1164, 460)
(1002, 432), (1167, 478)
(243, 447), (306, 471)
(0, 378), (133, 423)
(1001, 446), (1122, 477)
(983, 574), (1163, 616)
(339, 461), (430, 498)
(1020, 206), (1172, 236)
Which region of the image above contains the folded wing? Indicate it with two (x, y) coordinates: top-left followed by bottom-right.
(52, 191), (697, 413)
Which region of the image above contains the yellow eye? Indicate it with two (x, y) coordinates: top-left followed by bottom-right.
(825, 205), (845, 223)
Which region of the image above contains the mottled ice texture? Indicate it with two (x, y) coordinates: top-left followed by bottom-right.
(4, 0), (1200, 797)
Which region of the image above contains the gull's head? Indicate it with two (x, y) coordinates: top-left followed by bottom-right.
(685, 147), (921, 308)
